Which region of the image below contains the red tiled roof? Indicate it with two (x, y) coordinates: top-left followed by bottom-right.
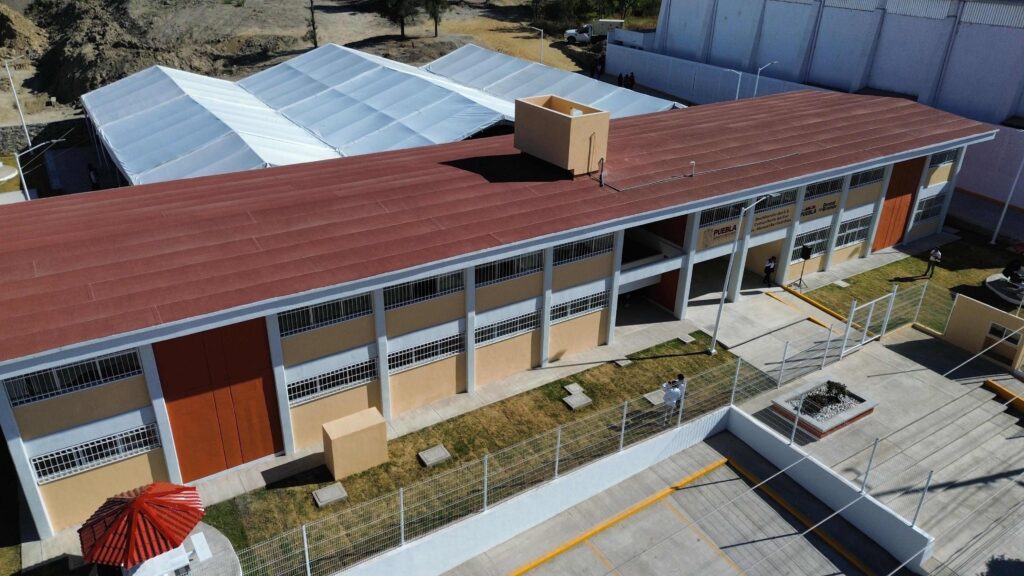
(0, 91), (992, 363)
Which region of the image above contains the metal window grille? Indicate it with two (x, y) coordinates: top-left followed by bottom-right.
(388, 334), (465, 373)
(4, 350), (143, 407)
(699, 201), (745, 227)
(287, 358), (379, 405)
(988, 323), (1021, 346)
(804, 177), (844, 199)
(836, 215), (872, 247)
(383, 272), (464, 310)
(551, 291), (609, 323)
(475, 252), (543, 287)
(277, 294), (373, 337)
(850, 167), (885, 188)
(475, 311), (540, 345)
(928, 150), (958, 167)
(790, 226), (831, 261)
(913, 193), (946, 223)
(552, 235), (615, 266)
(754, 189), (798, 212)
(31, 423), (161, 484)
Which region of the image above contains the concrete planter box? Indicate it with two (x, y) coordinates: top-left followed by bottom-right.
(771, 379), (877, 439)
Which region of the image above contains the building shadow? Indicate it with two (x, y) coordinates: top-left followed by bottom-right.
(980, 555), (1024, 575)
(261, 452), (330, 489)
(442, 153), (572, 183)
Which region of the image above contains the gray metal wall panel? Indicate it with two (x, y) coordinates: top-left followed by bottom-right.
(659, 0), (716, 59)
(708, 0), (764, 69)
(867, 13), (953, 100)
(755, 0), (818, 80)
(807, 7), (879, 90)
(962, 1), (1024, 27)
(936, 23), (1024, 123)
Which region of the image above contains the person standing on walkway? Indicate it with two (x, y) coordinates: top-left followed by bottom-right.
(763, 256), (777, 285)
(662, 377), (682, 425)
(925, 247), (942, 278)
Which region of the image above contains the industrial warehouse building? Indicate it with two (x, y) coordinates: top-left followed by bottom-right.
(0, 91), (994, 539)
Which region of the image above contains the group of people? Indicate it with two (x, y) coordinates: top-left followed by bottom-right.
(617, 72), (637, 89)
(661, 373), (686, 424)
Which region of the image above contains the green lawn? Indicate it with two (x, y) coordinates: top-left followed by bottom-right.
(205, 332), (737, 550)
(0, 546), (19, 576)
(808, 234), (1021, 331)
(1, 441), (20, 576)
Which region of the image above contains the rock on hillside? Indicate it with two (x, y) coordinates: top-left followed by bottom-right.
(0, 3), (46, 58)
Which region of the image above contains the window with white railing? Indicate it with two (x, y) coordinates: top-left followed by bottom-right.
(388, 334), (465, 373)
(31, 424), (161, 484)
(384, 272), (464, 310)
(277, 293), (373, 337)
(552, 235), (615, 266)
(475, 311), (541, 345)
(913, 193), (946, 224)
(849, 167), (885, 189)
(4, 350), (143, 407)
(287, 358), (379, 405)
(475, 253), (543, 286)
(551, 292), (609, 323)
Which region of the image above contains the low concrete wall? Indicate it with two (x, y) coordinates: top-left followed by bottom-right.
(726, 409), (934, 574)
(344, 407), (730, 576)
(609, 29), (656, 51)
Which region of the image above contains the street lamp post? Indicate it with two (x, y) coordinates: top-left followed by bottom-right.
(753, 60), (778, 97)
(14, 139), (64, 201)
(729, 69), (742, 100)
(528, 27), (545, 64)
(708, 193), (778, 355)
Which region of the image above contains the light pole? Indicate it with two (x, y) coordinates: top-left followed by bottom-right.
(4, 56), (31, 148)
(990, 134), (1023, 245)
(728, 69), (742, 100)
(708, 192), (778, 355)
(753, 60), (778, 97)
(15, 138), (64, 201)
(528, 26), (544, 64)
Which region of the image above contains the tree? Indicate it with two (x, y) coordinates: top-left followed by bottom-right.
(378, 0), (420, 39)
(306, 0), (319, 48)
(423, 0), (449, 37)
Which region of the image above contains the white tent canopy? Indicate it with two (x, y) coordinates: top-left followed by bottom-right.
(422, 44), (681, 118)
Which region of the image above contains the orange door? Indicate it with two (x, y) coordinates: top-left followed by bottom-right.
(155, 319), (282, 482)
(873, 157), (926, 252)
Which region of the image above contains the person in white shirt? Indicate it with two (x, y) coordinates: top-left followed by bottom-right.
(662, 375), (684, 425)
(925, 247), (942, 278)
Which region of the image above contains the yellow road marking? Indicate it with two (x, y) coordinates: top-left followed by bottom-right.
(781, 285), (849, 322)
(583, 540), (620, 576)
(508, 458), (728, 576)
(766, 288), (838, 330)
(806, 315), (833, 330)
(726, 459), (876, 576)
(660, 499), (748, 575)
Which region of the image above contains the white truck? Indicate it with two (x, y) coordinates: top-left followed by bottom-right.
(564, 19), (624, 44)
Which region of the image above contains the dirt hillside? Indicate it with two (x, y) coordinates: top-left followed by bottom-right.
(0, 3), (46, 58)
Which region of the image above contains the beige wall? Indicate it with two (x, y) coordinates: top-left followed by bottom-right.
(783, 253), (824, 285)
(386, 292), (465, 338)
(846, 182), (884, 208)
(549, 310), (609, 363)
(745, 239), (784, 277)
(831, 242), (865, 267)
(943, 295), (1024, 370)
(390, 354), (467, 415)
(926, 163), (953, 187)
(40, 449), (169, 532)
(290, 382), (383, 450)
(477, 273), (543, 312)
(904, 218), (941, 243)
(281, 315), (375, 367)
(553, 253), (613, 291)
(799, 193), (840, 221)
(14, 376), (151, 440)
(476, 330), (542, 386)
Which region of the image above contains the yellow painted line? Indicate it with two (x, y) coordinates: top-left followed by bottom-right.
(765, 290), (801, 310)
(766, 289), (833, 330)
(583, 540), (620, 576)
(508, 458), (728, 576)
(661, 499), (748, 575)
(726, 459), (876, 576)
(781, 285), (849, 322)
(806, 315), (832, 330)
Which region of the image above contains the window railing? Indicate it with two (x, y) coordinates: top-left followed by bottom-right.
(836, 215), (872, 248)
(699, 201), (745, 228)
(475, 253), (543, 287)
(278, 294), (373, 337)
(287, 358), (379, 405)
(551, 291), (609, 323)
(791, 226), (831, 261)
(754, 189), (798, 213)
(475, 311), (540, 345)
(4, 350), (143, 407)
(913, 193), (945, 224)
(805, 177), (844, 200)
(552, 235), (614, 266)
(31, 424), (161, 484)
(850, 167), (885, 189)
(929, 150), (958, 168)
(384, 272), (464, 310)
(388, 334), (465, 373)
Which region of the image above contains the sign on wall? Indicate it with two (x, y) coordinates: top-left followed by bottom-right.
(800, 194), (840, 220)
(698, 205), (795, 250)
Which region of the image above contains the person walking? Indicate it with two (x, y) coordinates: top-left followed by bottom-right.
(925, 247), (942, 278)
(617, 73), (623, 87)
(762, 256), (777, 285)
(661, 377), (682, 425)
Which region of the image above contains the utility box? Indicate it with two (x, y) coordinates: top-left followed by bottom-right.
(514, 95), (609, 176)
(323, 408), (388, 481)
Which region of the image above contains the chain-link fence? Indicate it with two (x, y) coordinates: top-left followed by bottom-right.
(207, 356), (778, 576)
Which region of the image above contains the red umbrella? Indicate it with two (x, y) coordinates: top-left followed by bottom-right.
(79, 482), (205, 568)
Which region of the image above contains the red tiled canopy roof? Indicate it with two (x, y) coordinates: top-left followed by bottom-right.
(0, 91), (992, 364)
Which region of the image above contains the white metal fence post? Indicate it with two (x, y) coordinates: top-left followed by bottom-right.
(860, 301), (875, 346)
(821, 325), (834, 370)
(482, 454), (489, 511)
(777, 340), (790, 387)
(911, 470), (934, 527)
(730, 359), (741, 405)
(677, 383), (686, 426)
(880, 284), (898, 337)
(790, 395), (805, 445)
(619, 401), (628, 451)
(840, 299), (857, 357)
(913, 281), (928, 324)
(553, 426), (562, 478)
(302, 524), (312, 576)
(399, 488), (406, 546)
(861, 438), (879, 494)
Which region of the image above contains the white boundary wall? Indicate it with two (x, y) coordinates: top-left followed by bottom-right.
(727, 409), (934, 574)
(343, 407), (730, 576)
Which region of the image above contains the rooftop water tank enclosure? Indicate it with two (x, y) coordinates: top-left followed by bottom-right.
(513, 95), (609, 176)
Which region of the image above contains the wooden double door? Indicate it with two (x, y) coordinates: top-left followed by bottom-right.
(873, 157), (926, 252)
(154, 319), (283, 482)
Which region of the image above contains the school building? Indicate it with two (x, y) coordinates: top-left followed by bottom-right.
(0, 91), (994, 538)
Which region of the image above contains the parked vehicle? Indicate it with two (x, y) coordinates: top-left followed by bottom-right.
(564, 19), (624, 44)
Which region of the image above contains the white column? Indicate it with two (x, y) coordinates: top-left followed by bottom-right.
(674, 213), (700, 319)
(776, 185), (808, 283)
(263, 316), (295, 456)
(726, 202), (754, 301)
(822, 174), (853, 271)
(863, 164), (894, 257)
(540, 247), (554, 367)
(139, 345), (184, 482)
(936, 147), (967, 231)
(903, 154), (933, 242)
(464, 267), (477, 394)
(372, 289), (393, 421)
(605, 230), (625, 345)
(0, 378), (53, 538)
